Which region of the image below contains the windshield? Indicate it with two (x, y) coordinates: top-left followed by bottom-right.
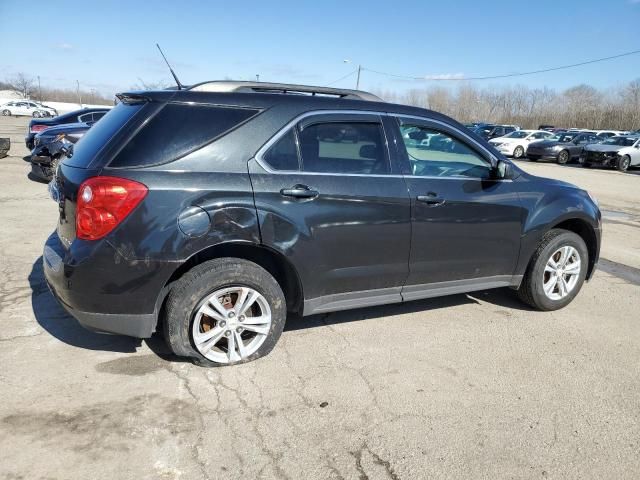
(602, 136), (637, 146)
(548, 133), (578, 142)
(504, 131), (529, 139)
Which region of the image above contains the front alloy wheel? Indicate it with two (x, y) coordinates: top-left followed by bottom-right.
(517, 229), (588, 310)
(617, 155), (630, 172)
(557, 150), (570, 164)
(192, 286), (272, 364)
(542, 246), (581, 300)
(513, 146), (525, 159)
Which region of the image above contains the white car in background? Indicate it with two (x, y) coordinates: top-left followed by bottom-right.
(489, 129), (554, 158)
(614, 136), (640, 171)
(1, 101), (57, 118)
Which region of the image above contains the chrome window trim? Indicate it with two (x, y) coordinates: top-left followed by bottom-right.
(390, 113), (499, 165)
(254, 110), (388, 175)
(253, 109), (512, 181)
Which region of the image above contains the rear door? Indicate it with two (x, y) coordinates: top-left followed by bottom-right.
(249, 112), (412, 314)
(389, 116), (525, 298)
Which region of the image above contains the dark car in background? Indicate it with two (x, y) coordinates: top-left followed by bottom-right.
(44, 81), (601, 367)
(582, 135), (639, 170)
(473, 124), (518, 140)
(25, 107), (109, 149)
(527, 131), (599, 164)
(30, 123), (90, 182)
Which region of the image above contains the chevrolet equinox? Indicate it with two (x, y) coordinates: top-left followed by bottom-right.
(44, 81), (602, 366)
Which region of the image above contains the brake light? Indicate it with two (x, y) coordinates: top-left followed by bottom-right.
(76, 176), (148, 241)
(31, 124), (49, 134)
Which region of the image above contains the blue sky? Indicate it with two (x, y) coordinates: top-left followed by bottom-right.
(1, 0), (639, 95)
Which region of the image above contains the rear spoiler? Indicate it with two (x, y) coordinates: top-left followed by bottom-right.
(115, 93), (152, 104)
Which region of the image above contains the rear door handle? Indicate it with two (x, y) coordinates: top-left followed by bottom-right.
(280, 185), (319, 199)
(417, 192), (445, 206)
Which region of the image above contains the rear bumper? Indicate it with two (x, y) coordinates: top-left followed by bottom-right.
(43, 231), (174, 338)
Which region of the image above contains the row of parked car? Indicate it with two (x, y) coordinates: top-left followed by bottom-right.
(25, 107), (110, 181)
(466, 123), (640, 172)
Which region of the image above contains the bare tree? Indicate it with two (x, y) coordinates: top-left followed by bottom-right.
(8, 73), (35, 98)
(130, 78), (172, 90)
(374, 79), (640, 130)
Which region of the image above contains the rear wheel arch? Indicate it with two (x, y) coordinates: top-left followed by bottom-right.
(160, 242), (304, 319)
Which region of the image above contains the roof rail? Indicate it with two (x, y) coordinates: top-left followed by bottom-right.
(187, 81), (383, 102)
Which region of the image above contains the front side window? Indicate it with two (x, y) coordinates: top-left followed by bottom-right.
(399, 124), (492, 179)
(297, 122), (389, 175)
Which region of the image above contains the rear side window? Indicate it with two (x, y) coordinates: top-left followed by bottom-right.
(298, 122), (389, 175)
(262, 130), (299, 171)
(109, 103), (259, 168)
(64, 103), (143, 168)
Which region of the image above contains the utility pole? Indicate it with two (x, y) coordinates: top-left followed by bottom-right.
(256, 74), (260, 82)
(76, 80), (82, 107)
(356, 64), (361, 90)
(37, 75), (41, 102)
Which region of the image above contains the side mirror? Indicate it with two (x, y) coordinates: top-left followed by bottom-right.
(494, 159), (511, 179)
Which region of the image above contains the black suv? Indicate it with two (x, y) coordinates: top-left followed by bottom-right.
(44, 81), (601, 366)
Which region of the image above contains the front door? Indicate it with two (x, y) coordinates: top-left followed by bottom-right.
(249, 112), (412, 314)
(391, 116), (525, 299)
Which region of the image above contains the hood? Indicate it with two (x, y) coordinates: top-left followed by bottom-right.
(36, 122), (90, 137)
(584, 143), (623, 153)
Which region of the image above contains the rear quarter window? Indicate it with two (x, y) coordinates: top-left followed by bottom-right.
(64, 103), (143, 168)
(109, 103), (260, 168)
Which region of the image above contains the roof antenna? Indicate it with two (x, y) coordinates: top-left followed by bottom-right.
(156, 43), (184, 90)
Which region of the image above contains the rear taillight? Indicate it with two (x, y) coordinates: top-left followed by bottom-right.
(76, 176), (148, 241)
(31, 124), (49, 134)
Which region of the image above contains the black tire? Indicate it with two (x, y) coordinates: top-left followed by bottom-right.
(32, 111), (41, 118)
(517, 229), (588, 311)
(583, 162), (592, 168)
(1, 109), (10, 116)
(528, 155), (540, 161)
(617, 155), (630, 172)
(163, 257), (286, 367)
(513, 146), (525, 159)
(557, 150), (570, 165)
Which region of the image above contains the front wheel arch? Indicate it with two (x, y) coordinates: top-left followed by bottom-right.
(549, 218), (598, 279)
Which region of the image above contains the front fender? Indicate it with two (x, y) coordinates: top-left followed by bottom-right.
(515, 183), (601, 277)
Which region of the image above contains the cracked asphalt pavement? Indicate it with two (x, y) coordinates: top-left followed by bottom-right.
(1, 116), (639, 479)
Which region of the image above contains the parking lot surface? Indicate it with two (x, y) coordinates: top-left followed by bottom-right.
(1, 115), (639, 480)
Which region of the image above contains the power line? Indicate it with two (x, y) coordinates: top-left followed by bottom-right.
(363, 48), (640, 82)
(325, 69), (358, 87)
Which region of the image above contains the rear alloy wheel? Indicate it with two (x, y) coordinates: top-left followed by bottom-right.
(1, 110), (10, 116)
(557, 150), (570, 164)
(517, 229), (588, 311)
(164, 258), (286, 366)
(617, 155), (630, 172)
(513, 146), (525, 159)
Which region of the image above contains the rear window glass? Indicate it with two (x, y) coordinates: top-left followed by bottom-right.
(64, 103), (142, 168)
(109, 103), (260, 168)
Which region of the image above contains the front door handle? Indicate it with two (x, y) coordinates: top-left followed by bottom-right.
(417, 192), (445, 206)
(280, 185), (319, 199)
